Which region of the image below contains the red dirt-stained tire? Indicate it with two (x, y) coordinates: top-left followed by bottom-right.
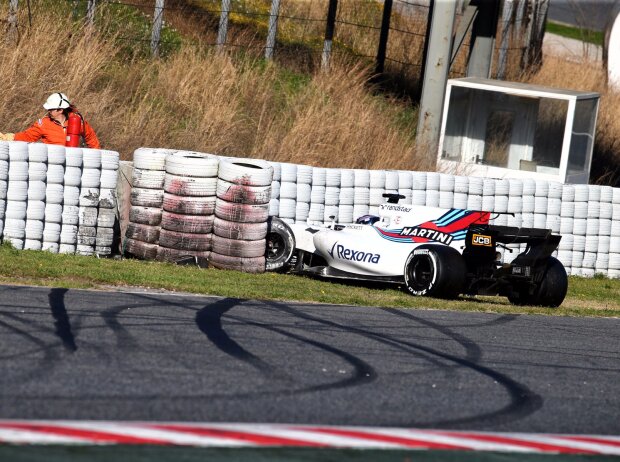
(209, 252), (265, 273)
(156, 246), (211, 264)
(125, 223), (160, 244)
(215, 179), (271, 205)
(130, 187), (164, 208)
(211, 235), (266, 258)
(217, 158), (273, 186)
(159, 229), (212, 251)
(215, 199), (269, 223)
(124, 238), (158, 260)
(161, 211), (214, 234)
(163, 193), (216, 215)
(129, 206), (162, 226)
(164, 174), (217, 196)
(132, 168), (166, 189)
(213, 217), (268, 240)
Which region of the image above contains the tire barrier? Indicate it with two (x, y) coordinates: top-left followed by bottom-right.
(155, 152), (217, 264)
(210, 157), (273, 272)
(125, 148), (168, 260)
(0, 141), (120, 256)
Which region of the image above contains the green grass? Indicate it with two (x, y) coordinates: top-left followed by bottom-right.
(0, 243), (618, 318)
(546, 21), (604, 46)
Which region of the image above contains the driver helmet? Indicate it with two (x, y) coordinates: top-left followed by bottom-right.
(355, 214), (380, 225)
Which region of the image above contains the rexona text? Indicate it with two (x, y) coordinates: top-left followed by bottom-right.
(400, 227), (453, 244)
(328, 242), (381, 264)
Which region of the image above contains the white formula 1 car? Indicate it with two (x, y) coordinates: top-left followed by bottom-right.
(266, 194), (568, 307)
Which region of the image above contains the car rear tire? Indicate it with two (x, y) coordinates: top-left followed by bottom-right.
(404, 244), (466, 299)
(265, 217), (295, 272)
(508, 257), (568, 307)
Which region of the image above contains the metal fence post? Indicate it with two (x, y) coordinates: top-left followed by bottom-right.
(7, 0), (19, 44)
(217, 0), (231, 51)
(322, 0), (338, 69)
(375, 0), (393, 74)
(151, 0), (165, 58)
(87, 0), (97, 27)
(265, 0), (281, 60)
(415, 1), (457, 158)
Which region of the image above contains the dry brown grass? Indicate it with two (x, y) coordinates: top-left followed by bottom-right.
(1, 2), (618, 183)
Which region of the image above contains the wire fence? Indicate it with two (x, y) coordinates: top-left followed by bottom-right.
(4, 0), (546, 90)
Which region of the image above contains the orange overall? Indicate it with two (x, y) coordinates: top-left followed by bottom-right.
(14, 113), (100, 149)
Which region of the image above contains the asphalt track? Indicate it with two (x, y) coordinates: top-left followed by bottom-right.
(0, 284), (619, 460)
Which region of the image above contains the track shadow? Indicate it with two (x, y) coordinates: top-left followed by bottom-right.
(48, 288), (77, 352)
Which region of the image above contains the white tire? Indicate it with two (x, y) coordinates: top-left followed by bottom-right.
(28, 162), (47, 182)
(217, 157), (273, 186)
(8, 161), (28, 181)
(95, 245), (112, 255)
(4, 217), (26, 240)
(82, 149), (102, 169)
(161, 211), (214, 234)
(131, 187), (164, 208)
(295, 201), (310, 222)
(64, 166), (83, 186)
(208, 252), (265, 273)
(215, 199), (269, 223)
(28, 144), (47, 163)
(43, 222), (61, 242)
(325, 186), (340, 206)
(165, 151), (219, 177)
(59, 243), (76, 254)
(65, 147), (83, 167)
(296, 183), (312, 203)
(353, 169), (370, 188)
(47, 164), (65, 184)
(279, 182), (297, 200)
(25, 219), (44, 240)
(296, 165), (313, 185)
(61, 205), (80, 225)
(0, 160), (7, 181)
(5, 201), (27, 220)
(398, 171), (413, 190)
(159, 229), (212, 251)
(133, 148), (169, 171)
(96, 227), (114, 247)
(164, 174), (217, 197)
(76, 244), (95, 256)
(338, 205), (354, 223)
(339, 188), (354, 205)
(97, 208), (116, 228)
(27, 200), (46, 221)
(369, 188), (384, 206)
(310, 185), (325, 204)
(101, 150), (120, 170)
(426, 190), (440, 207)
(42, 242), (59, 253)
(386, 171), (399, 190)
(24, 239), (42, 251)
(132, 168), (165, 189)
(47, 145), (66, 164)
(325, 168), (341, 187)
(308, 203), (324, 222)
(162, 193), (215, 215)
(216, 179), (271, 205)
(27, 180), (47, 201)
(212, 217), (267, 240)
(79, 206), (99, 227)
(269, 198), (279, 216)
(100, 169), (118, 189)
(278, 198), (296, 219)
(340, 170), (354, 188)
(81, 168), (101, 188)
(60, 224), (78, 244)
(99, 188), (117, 208)
(369, 170), (385, 189)
(125, 223), (160, 244)
(279, 163), (297, 183)
(9, 142), (29, 162)
(412, 190), (426, 206)
(79, 188), (101, 207)
(268, 161), (281, 181)
(124, 238), (158, 260)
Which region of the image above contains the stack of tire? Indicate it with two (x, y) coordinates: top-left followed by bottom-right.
(277, 163), (297, 224)
(353, 169), (370, 219)
(324, 168), (341, 222)
(398, 171), (414, 205)
(157, 151), (218, 264)
(96, 150), (120, 255)
(42, 145), (65, 253)
(296, 164), (313, 223)
(59, 147), (82, 254)
(24, 144), (47, 250)
(210, 157), (273, 273)
(0, 142), (8, 236)
(125, 148), (169, 260)
(425, 172), (440, 208)
(3, 142), (29, 249)
(610, 188), (620, 278)
(338, 169), (355, 223)
(76, 148), (102, 256)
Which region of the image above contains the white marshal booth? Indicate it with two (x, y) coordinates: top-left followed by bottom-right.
(437, 77), (600, 184)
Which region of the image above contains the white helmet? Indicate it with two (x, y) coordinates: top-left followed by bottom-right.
(43, 92), (71, 110)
